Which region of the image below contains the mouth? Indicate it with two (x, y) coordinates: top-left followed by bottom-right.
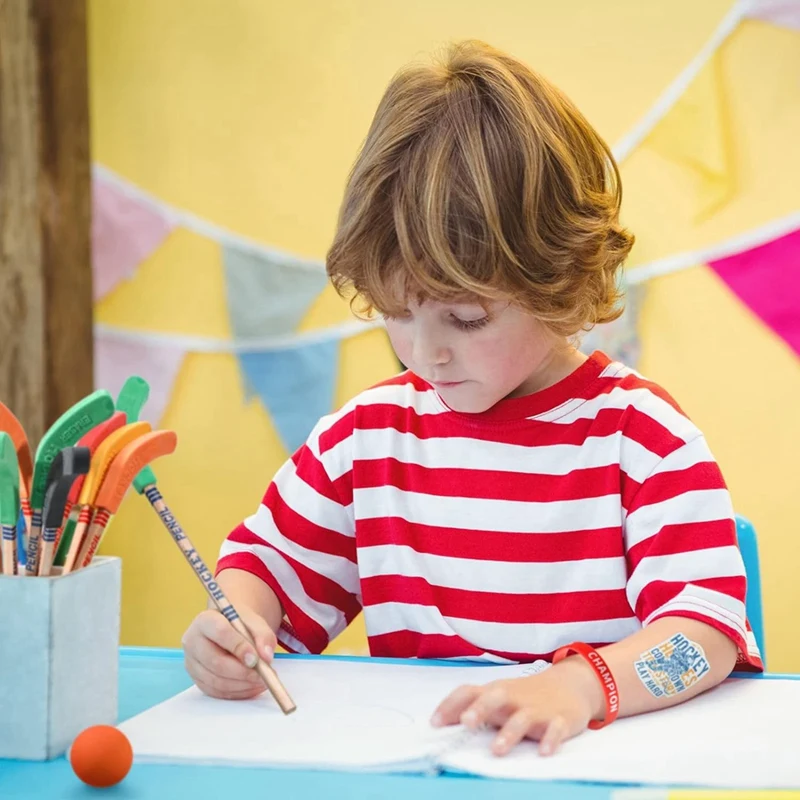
(430, 380), (465, 388)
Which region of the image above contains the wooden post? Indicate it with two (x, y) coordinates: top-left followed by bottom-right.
(0, 0), (92, 450)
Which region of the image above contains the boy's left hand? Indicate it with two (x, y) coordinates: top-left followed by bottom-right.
(430, 659), (604, 757)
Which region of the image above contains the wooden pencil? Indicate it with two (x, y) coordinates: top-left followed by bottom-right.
(142, 483), (296, 715)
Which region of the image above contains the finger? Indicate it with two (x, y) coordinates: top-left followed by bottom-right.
(184, 639), (262, 686)
(539, 715), (569, 756)
(460, 684), (512, 730)
(193, 610), (256, 665)
(184, 654), (264, 700)
(184, 629), (263, 684)
(195, 679), (263, 701)
(194, 609), (272, 668)
(431, 685), (481, 727)
(238, 608), (278, 663)
(492, 709), (538, 756)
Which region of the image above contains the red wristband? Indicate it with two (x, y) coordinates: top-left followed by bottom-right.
(552, 642), (619, 729)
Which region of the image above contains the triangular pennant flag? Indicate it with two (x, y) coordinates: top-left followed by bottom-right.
(643, 51), (735, 223)
(578, 279), (644, 367)
(222, 244), (329, 340)
(238, 340), (339, 454)
(94, 332), (187, 426)
(708, 227), (800, 357)
(747, 0), (800, 31)
(92, 173), (175, 301)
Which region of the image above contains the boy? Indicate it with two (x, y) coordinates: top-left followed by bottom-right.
(182, 40), (762, 757)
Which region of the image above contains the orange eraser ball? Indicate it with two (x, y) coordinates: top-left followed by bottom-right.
(69, 724), (133, 788)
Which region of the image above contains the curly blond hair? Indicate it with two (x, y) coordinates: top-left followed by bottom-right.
(326, 40), (634, 336)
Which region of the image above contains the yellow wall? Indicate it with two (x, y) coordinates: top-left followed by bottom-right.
(625, 19), (800, 672)
(89, 1), (800, 670)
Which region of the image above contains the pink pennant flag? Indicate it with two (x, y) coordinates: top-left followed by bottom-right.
(747, 0), (800, 31)
(709, 227), (800, 357)
(92, 174), (174, 301)
(94, 333), (187, 426)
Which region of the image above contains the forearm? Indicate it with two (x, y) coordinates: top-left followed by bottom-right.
(213, 567), (284, 634)
(559, 617), (738, 721)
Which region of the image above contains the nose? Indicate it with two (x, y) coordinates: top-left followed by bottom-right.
(412, 330), (451, 368)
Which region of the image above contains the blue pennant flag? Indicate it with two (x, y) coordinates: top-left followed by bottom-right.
(238, 340), (340, 454)
(222, 244), (329, 339)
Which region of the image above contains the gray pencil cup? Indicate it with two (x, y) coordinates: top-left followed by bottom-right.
(0, 555), (122, 760)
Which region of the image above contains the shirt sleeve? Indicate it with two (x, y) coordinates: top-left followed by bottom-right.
(215, 411), (361, 655)
(623, 434), (763, 671)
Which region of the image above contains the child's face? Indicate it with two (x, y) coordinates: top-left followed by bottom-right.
(384, 297), (563, 412)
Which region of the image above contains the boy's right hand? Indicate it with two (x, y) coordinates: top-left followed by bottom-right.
(182, 608), (278, 700)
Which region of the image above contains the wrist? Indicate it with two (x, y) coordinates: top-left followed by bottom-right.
(552, 642), (619, 728)
(553, 654), (606, 720)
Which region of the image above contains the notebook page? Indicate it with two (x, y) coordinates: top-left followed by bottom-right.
(117, 658), (547, 771)
(441, 678), (800, 789)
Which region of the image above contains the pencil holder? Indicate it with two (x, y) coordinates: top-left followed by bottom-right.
(0, 555), (122, 760)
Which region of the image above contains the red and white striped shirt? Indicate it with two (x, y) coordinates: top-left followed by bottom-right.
(217, 351), (763, 670)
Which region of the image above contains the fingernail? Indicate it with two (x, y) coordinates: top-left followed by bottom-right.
(495, 735), (507, 753)
(430, 712), (443, 727)
(540, 742), (552, 756)
(262, 645), (274, 661)
(244, 651), (257, 668)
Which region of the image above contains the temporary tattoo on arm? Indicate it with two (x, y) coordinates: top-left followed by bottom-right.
(634, 632), (710, 698)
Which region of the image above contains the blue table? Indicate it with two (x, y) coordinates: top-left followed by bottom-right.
(0, 648), (791, 799)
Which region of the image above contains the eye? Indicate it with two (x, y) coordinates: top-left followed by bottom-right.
(452, 315), (489, 332)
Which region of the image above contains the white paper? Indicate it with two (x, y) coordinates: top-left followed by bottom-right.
(118, 659), (800, 788)
(118, 659), (545, 772)
(442, 678), (800, 789)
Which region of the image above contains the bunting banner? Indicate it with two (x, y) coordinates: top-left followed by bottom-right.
(221, 243), (329, 340)
(626, 212), (800, 349)
(86, 1), (799, 456)
(610, 0), (746, 163)
(78, 0), (800, 662)
(90, 147), (799, 446)
(92, 319), (379, 453)
(238, 339), (340, 454)
(708, 226), (800, 357)
(622, 7), (800, 272)
(92, 163), (328, 279)
(643, 50), (735, 223)
(92, 172), (175, 301)
(94, 332), (188, 426)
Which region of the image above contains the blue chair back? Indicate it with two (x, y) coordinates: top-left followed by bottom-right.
(736, 514), (766, 667)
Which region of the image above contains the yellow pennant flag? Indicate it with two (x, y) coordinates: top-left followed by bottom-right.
(642, 50), (735, 223)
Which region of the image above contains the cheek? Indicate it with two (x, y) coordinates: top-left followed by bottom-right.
(385, 323), (412, 362)
(468, 331), (545, 384)
(462, 336), (501, 370)
(464, 333), (514, 369)
(481, 348), (527, 386)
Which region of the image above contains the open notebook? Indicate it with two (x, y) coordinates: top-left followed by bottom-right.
(117, 658), (800, 789)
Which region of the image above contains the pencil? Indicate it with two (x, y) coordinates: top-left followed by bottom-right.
(0, 433), (20, 576)
(0, 402), (33, 556)
(114, 376), (150, 426)
(26, 390), (116, 575)
(75, 430), (178, 570)
(61, 421), (151, 574)
(66, 376), (152, 569)
(37, 447), (91, 577)
(53, 411), (128, 566)
(142, 482), (297, 715)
